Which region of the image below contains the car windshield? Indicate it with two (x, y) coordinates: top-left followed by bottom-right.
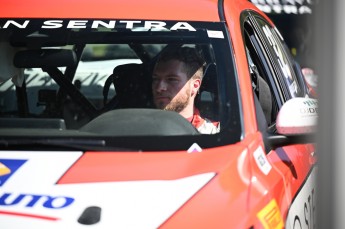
(0, 19), (241, 151)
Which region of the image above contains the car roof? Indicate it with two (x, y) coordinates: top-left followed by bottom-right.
(0, 0), (225, 21)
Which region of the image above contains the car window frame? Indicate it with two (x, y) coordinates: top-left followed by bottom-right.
(241, 11), (283, 125)
(241, 11), (311, 126)
(250, 13), (306, 100)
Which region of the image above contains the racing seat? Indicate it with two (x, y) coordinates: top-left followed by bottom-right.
(103, 63), (153, 111)
(196, 63), (219, 121)
(250, 64), (272, 126)
(246, 46), (272, 126)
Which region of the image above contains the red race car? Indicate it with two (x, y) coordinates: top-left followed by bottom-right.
(0, 0), (317, 228)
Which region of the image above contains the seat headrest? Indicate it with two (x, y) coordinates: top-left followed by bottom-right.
(195, 63), (219, 121)
(103, 63), (153, 108)
(256, 75), (272, 125)
(112, 64), (146, 96)
(201, 63), (217, 93)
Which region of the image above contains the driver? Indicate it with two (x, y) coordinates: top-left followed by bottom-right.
(152, 46), (220, 134)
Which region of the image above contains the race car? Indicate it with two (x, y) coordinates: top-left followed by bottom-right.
(0, 0), (317, 228)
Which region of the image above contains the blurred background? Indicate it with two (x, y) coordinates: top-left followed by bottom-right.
(250, 0), (318, 92)
(250, 0), (316, 69)
(251, 0), (339, 227)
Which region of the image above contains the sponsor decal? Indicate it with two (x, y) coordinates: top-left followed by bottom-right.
(0, 192), (73, 220)
(207, 30), (224, 39)
(0, 159), (26, 187)
(0, 158), (75, 220)
(0, 163), (10, 176)
(303, 99), (318, 107)
(285, 168), (317, 229)
(257, 199), (284, 229)
(253, 146), (272, 175)
(0, 152), (82, 222)
(0, 193), (74, 209)
(0, 20), (197, 31)
(299, 107), (318, 115)
(0, 152), (215, 227)
(300, 100), (318, 116)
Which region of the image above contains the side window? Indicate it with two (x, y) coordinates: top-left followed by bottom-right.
(243, 21), (279, 129)
(243, 13), (308, 132)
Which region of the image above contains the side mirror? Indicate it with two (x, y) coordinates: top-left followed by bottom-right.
(276, 97), (318, 135)
(266, 97), (317, 149)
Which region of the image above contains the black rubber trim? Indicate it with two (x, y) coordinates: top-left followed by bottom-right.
(218, 0), (225, 21)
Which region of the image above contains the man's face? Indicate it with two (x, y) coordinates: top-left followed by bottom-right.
(152, 59), (192, 113)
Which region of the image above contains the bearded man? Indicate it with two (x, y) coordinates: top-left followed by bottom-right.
(152, 46), (220, 134)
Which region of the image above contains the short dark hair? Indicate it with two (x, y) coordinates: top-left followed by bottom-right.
(156, 46), (205, 79)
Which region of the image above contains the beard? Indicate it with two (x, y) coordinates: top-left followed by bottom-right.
(159, 88), (190, 113)
(164, 94), (190, 113)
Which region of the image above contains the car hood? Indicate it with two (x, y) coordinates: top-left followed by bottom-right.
(0, 145), (247, 228)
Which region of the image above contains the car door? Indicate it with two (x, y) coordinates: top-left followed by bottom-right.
(241, 11), (317, 228)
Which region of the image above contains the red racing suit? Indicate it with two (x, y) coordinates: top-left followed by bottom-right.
(187, 108), (220, 134)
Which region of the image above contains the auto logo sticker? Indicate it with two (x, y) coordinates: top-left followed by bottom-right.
(187, 143), (202, 153)
(253, 146), (272, 175)
(0, 159), (27, 187)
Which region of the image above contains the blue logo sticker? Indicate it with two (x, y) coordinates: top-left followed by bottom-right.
(0, 159), (27, 187)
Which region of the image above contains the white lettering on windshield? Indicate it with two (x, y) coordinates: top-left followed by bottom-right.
(0, 20), (197, 32)
(67, 20), (88, 29)
(119, 20), (141, 29)
(170, 22), (196, 31)
(91, 20), (116, 29)
(42, 20), (63, 29)
(144, 21), (167, 30)
(1, 20), (29, 29)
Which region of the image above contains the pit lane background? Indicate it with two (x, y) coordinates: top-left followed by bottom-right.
(250, 0), (316, 70)
(310, 0), (345, 228)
